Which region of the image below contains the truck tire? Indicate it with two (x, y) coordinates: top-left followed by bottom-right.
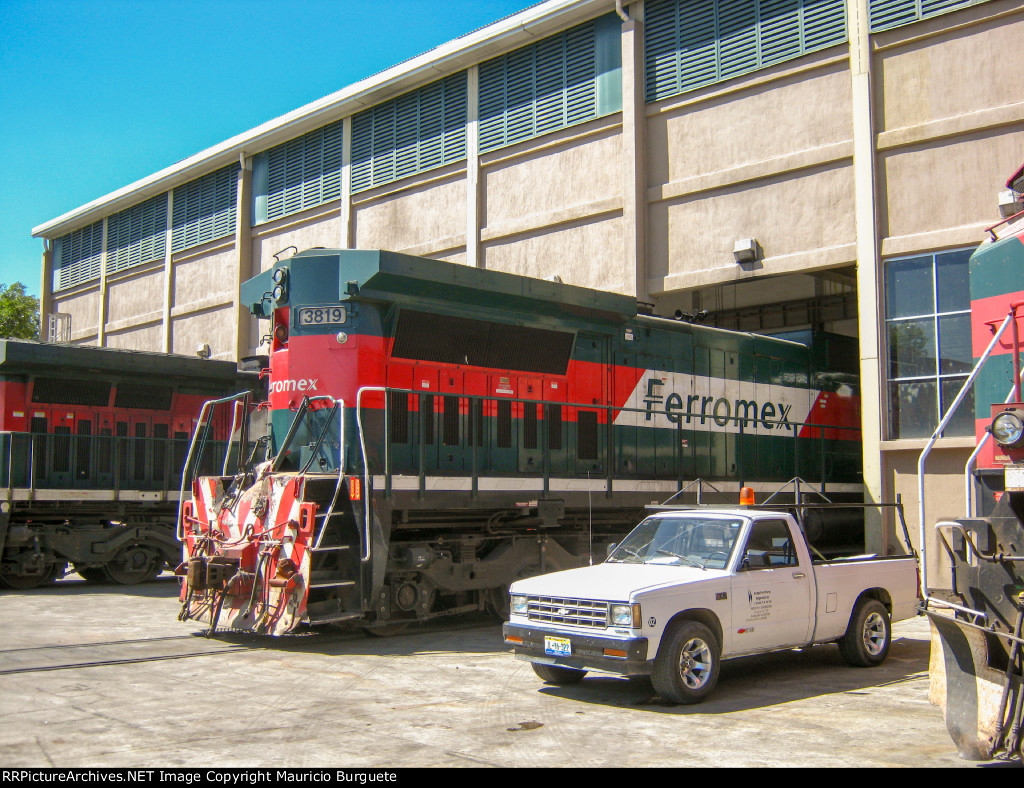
(652, 620), (721, 704)
(531, 663), (587, 685)
(838, 598), (891, 667)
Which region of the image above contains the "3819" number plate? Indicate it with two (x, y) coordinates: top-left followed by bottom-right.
(296, 306), (347, 326)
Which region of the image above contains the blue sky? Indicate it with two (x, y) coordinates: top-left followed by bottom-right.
(0, 0), (535, 297)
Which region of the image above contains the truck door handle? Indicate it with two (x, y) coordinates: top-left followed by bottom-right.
(793, 572), (805, 579)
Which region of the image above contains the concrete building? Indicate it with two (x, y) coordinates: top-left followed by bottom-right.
(31, 0), (1024, 569)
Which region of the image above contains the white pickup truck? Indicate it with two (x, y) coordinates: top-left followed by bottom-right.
(502, 506), (919, 703)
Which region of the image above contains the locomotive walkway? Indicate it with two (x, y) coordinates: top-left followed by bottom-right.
(0, 576), (999, 768)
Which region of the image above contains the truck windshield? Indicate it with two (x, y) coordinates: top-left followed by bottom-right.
(607, 516), (744, 570)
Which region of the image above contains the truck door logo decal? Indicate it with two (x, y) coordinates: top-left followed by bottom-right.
(746, 589), (774, 622)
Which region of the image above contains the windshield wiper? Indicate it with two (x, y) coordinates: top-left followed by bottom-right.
(609, 546), (643, 563)
(656, 549), (706, 569)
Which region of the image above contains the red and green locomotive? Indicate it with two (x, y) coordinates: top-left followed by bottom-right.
(924, 162), (1024, 761)
(0, 340), (254, 589)
(179, 249), (861, 635)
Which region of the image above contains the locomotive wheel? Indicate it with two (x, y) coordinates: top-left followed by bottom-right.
(76, 567), (109, 584)
(486, 561), (561, 622)
(0, 560), (64, 590)
(103, 545), (163, 585)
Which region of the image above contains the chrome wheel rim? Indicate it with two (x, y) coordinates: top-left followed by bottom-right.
(862, 611), (887, 656)
(678, 637), (713, 689)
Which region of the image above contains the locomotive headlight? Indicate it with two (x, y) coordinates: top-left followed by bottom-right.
(991, 411), (1024, 448)
(610, 603), (641, 628)
(272, 283), (287, 302)
(510, 594), (528, 616)
(272, 267), (287, 284)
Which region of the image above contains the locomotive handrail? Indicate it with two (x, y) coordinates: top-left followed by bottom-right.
(177, 390), (252, 541)
(351, 383), (859, 564)
(222, 399), (244, 477)
(356, 386), (388, 563)
(919, 309), (1015, 604)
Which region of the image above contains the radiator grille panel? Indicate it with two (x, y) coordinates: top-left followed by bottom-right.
(527, 596), (609, 629)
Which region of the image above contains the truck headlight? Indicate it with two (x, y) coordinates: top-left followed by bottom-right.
(610, 603), (641, 627)
(510, 594), (528, 616)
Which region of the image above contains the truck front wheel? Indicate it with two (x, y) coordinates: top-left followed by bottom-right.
(838, 598), (891, 667)
(531, 663), (587, 685)
(652, 620), (721, 704)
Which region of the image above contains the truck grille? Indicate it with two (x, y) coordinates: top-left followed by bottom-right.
(527, 596), (609, 629)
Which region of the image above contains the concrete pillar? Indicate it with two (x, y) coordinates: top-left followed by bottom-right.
(98, 218), (109, 347)
(466, 64), (482, 268)
(235, 155), (253, 361)
(39, 243), (53, 340)
(849, 0), (887, 552)
(162, 190), (174, 353)
(621, 4), (647, 301)
(342, 117), (354, 249)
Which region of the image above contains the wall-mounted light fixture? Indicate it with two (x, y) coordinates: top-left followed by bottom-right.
(998, 189), (1024, 219)
(733, 238), (762, 264)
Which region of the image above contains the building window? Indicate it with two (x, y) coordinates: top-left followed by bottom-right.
(869, 0), (993, 33)
(351, 73), (467, 192)
(106, 194), (168, 275)
(478, 14), (622, 153)
(645, 0), (847, 103)
(252, 121), (343, 224)
(172, 163), (239, 252)
(53, 221), (103, 291)
(885, 249), (974, 439)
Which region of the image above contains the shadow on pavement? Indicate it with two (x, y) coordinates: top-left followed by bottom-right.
(536, 634), (931, 714)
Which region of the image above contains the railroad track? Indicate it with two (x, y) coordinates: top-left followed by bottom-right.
(0, 634), (256, 675)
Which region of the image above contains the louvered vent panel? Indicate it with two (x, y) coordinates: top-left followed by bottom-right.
(32, 377), (111, 406)
(106, 194), (167, 275)
(478, 16), (615, 153)
(263, 121), (343, 222)
(350, 73), (467, 193)
(391, 311), (575, 375)
(869, 0), (983, 32)
(54, 221), (103, 291)
(172, 163), (239, 253)
(646, 0), (847, 103)
(114, 382), (173, 410)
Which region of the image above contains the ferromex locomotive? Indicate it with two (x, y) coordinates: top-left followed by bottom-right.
(177, 249), (861, 635)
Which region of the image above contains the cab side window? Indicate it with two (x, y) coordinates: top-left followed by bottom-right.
(740, 519), (798, 570)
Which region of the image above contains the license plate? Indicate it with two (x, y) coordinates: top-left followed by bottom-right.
(296, 306), (347, 326)
(544, 636), (571, 657)
(1007, 465), (1024, 492)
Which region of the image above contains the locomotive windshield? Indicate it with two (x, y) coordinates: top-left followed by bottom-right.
(607, 515), (744, 570)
